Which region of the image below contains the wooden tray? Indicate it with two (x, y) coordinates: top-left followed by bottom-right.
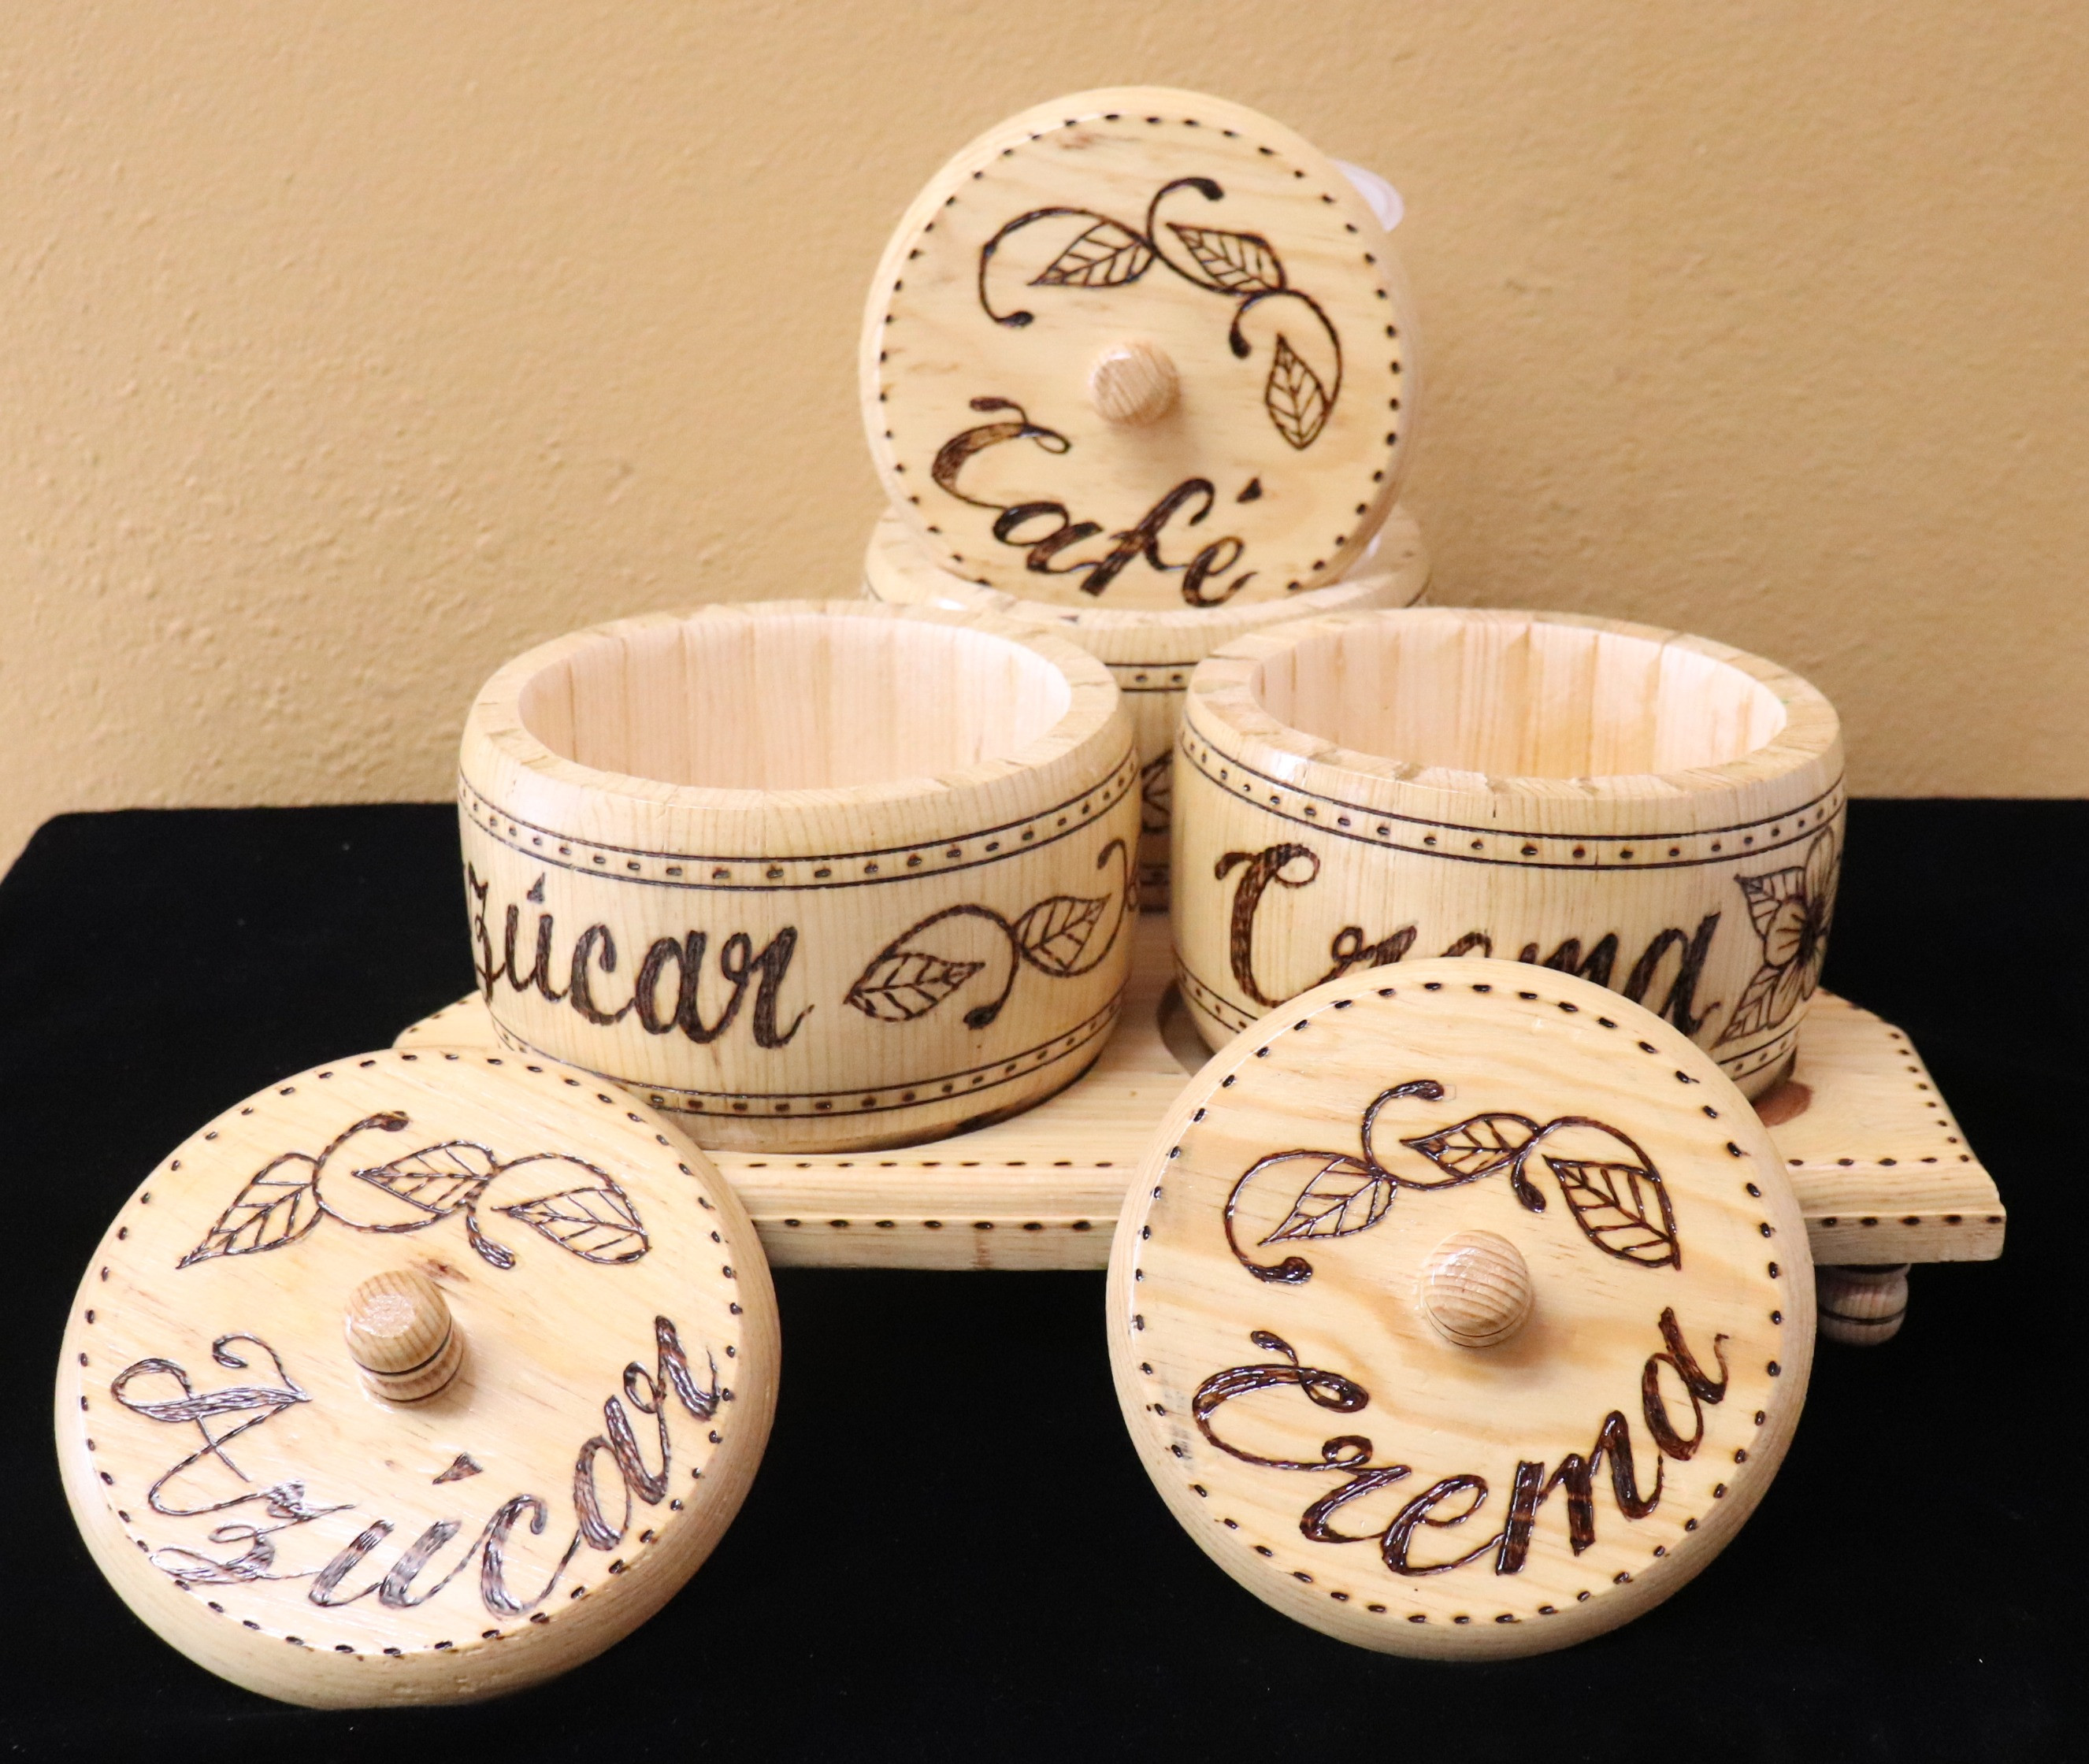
(400, 915), (2002, 1272)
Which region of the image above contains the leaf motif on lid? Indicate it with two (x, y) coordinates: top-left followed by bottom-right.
(1545, 1153), (1679, 1269)
(352, 1140), (498, 1217)
(1032, 219), (1155, 288)
(178, 1154), (321, 1267)
(495, 1160), (650, 1265)
(1401, 1114), (1542, 1181)
(1264, 335), (1331, 450)
(1167, 222), (1286, 294)
(1260, 1154), (1396, 1245)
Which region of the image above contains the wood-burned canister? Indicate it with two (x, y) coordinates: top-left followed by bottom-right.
(458, 600), (1140, 1151)
(863, 508), (1430, 906)
(1172, 608), (1844, 1098)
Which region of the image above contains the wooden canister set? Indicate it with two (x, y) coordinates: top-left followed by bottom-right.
(54, 86), (1992, 1706)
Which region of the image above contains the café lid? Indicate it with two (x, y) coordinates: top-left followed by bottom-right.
(863, 87), (1415, 610)
(54, 1047), (778, 1707)
(1109, 957), (1815, 1657)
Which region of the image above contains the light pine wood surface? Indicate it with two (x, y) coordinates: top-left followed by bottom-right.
(863, 87), (1416, 607)
(458, 600), (1140, 1152)
(56, 1051), (779, 1707)
(1174, 607), (1846, 1099)
(1108, 955), (1813, 1655)
(397, 914), (2001, 1274)
(863, 507), (1430, 904)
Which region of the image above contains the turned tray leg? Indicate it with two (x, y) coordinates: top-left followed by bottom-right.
(1817, 1263), (1910, 1346)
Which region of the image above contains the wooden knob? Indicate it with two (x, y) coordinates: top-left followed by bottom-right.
(1088, 340), (1179, 428)
(344, 1269), (463, 1402)
(1817, 1262), (1909, 1347)
(1419, 1231), (1534, 1349)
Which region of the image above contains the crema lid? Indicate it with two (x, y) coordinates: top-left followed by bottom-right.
(56, 1048), (778, 1707)
(863, 87), (1416, 609)
(1109, 958), (1813, 1658)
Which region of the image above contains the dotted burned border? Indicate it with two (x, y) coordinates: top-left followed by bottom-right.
(67, 1051), (754, 1670)
(460, 751), (1137, 894)
(1122, 975), (1802, 1631)
(1178, 728), (1846, 873)
(488, 991), (1125, 1120)
(870, 106), (1407, 595)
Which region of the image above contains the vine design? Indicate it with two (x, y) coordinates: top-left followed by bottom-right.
(179, 1114), (650, 1273)
(1223, 1079), (1679, 1284)
(978, 177), (1344, 450)
(844, 837), (1130, 1028)
(1715, 828), (1839, 1047)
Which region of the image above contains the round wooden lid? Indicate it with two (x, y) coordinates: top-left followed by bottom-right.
(1109, 958), (1813, 1658)
(863, 87), (1415, 608)
(55, 1049), (778, 1707)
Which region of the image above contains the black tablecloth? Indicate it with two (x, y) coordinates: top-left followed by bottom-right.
(3, 802), (2079, 1760)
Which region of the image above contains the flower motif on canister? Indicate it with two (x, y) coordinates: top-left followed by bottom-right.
(1716, 830), (1839, 1047)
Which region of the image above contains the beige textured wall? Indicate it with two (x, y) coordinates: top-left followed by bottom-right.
(4, 2), (2084, 871)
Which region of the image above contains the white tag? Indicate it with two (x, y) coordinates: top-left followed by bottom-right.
(1334, 161), (1404, 232)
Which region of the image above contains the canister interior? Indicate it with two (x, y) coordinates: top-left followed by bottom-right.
(518, 613), (1073, 791)
(1253, 614), (1789, 779)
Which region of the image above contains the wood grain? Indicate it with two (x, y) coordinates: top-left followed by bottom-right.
(397, 917), (2002, 1270)
(55, 1050), (778, 1707)
(1174, 606), (1846, 1097)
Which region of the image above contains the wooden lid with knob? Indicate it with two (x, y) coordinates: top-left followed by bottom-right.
(863, 87), (1416, 609)
(54, 1049), (779, 1708)
(1109, 957), (1815, 1658)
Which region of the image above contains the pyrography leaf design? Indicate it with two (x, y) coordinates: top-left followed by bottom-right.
(179, 1154), (321, 1267)
(1260, 1154), (1396, 1245)
(1737, 862), (1807, 939)
(1400, 1115), (1541, 1184)
(352, 1141), (498, 1216)
(1718, 963), (1787, 1043)
(1167, 222), (1286, 293)
(497, 1184), (650, 1265)
(1013, 894), (1108, 976)
(1140, 752), (1172, 835)
(1718, 831), (1836, 1046)
(1544, 1155), (1679, 1268)
(844, 951), (986, 1022)
(1032, 220), (1154, 288)
(1264, 335), (1331, 450)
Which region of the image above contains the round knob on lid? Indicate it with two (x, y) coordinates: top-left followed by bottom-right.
(1088, 339), (1179, 428)
(344, 1268), (463, 1401)
(1419, 1229), (1534, 1350)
